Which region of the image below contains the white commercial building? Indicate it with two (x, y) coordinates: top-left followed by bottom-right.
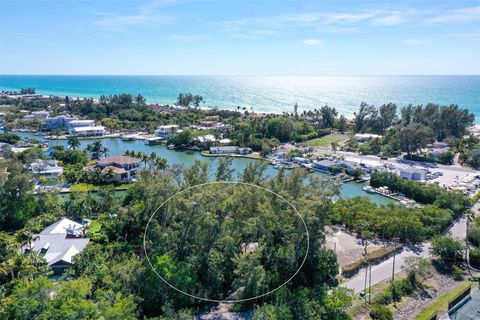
(399, 168), (426, 181)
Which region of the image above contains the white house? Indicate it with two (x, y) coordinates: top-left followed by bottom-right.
(399, 168), (426, 181)
(155, 125), (179, 138)
(21, 218), (90, 274)
(30, 159), (63, 178)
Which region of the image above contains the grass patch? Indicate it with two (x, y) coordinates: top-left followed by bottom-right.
(306, 134), (349, 148)
(415, 281), (472, 320)
(70, 183), (130, 192)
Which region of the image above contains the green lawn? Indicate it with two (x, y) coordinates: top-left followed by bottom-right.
(415, 281), (472, 320)
(70, 183), (130, 192)
(306, 134), (349, 148)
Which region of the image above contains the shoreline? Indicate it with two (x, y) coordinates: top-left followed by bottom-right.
(3, 81), (478, 123)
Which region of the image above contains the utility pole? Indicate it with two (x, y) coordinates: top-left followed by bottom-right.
(391, 247), (396, 283)
(364, 264), (368, 303)
(369, 263), (372, 304)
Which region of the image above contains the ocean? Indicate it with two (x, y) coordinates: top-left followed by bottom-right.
(1, 75), (479, 121)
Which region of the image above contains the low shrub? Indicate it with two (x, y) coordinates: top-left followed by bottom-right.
(370, 304), (393, 320)
(341, 245), (402, 277)
(452, 266), (464, 281)
(469, 248), (480, 268)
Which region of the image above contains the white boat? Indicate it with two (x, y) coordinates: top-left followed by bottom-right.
(121, 134), (137, 141)
(362, 186), (375, 193)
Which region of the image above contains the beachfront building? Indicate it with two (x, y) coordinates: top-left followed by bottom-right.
(84, 155), (141, 183)
(312, 160), (340, 173)
(155, 125), (179, 138)
(210, 146), (252, 155)
(42, 115), (79, 131)
(20, 218), (90, 274)
(30, 159), (64, 178)
(399, 168), (426, 181)
(23, 110), (50, 121)
(354, 133), (382, 142)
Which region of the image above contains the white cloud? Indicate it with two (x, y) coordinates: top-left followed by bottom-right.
(372, 11), (406, 26)
(94, 0), (177, 30)
(402, 38), (431, 45)
(427, 6), (480, 24)
(301, 39), (324, 46)
(168, 34), (209, 42)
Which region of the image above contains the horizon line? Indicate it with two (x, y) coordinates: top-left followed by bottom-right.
(1, 73), (479, 77)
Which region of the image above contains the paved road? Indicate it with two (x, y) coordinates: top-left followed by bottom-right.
(341, 206), (476, 293)
(341, 242), (431, 293)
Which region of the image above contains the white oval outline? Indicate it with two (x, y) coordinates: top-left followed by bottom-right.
(143, 181), (310, 303)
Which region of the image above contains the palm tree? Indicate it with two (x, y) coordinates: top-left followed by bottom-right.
(148, 152), (157, 168)
(67, 135), (80, 150)
(154, 157), (167, 171)
(102, 146), (109, 159)
(87, 141), (104, 160)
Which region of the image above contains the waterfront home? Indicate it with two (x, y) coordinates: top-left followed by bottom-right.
(23, 110), (50, 121)
(67, 119), (107, 136)
(399, 168), (426, 181)
(42, 115), (78, 131)
(155, 124), (180, 138)
(20, 218), (90, 274)
(312, 160), (340, 173)
(354, 133), (382, 142)
(69, 125), (107, 136)
(84, 155), (141, 182)
(210, 146), (252, 155)
(30, 159), (63, 178)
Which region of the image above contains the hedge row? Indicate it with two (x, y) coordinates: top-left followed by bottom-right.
(342, 245), (403, 278)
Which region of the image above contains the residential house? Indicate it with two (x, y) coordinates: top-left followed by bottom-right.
(23, 110), (50, 121)
(84, 155), (141, 182)
(21, 218), (90, 274)
(190, 121), (232, 131)
(155, 125), (179, 138)
(210, 146), (252, 155)
(30, 159), (63, 178)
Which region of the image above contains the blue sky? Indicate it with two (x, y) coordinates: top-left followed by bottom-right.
(1, 0), (479, 75)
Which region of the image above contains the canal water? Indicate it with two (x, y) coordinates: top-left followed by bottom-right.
(7, 131), (391, 205)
